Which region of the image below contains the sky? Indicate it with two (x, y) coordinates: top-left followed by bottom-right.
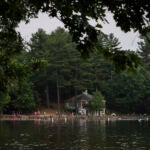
(17, 13), (141, 51)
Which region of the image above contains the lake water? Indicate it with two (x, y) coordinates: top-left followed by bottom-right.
(0, 120), (150, 150)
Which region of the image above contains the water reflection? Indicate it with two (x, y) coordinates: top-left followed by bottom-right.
(0, 120), (150, 149)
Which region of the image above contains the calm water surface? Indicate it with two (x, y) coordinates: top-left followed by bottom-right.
(0, 120), (150, 150)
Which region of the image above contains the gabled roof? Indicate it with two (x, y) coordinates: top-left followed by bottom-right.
(66, 91), (92, 103)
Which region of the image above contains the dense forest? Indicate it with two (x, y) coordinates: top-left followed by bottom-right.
(1, 28), (150, 114)
(0, 0), (149, 115)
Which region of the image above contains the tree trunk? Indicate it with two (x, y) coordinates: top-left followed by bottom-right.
(45, 85), (50, 108)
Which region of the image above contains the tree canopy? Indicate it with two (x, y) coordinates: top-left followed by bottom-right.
(138, 32), (150, 63)
(0, 0), (149, 69)
(89, 90), (105, 112)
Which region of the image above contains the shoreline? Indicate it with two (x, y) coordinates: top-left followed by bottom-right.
(0, 114), (149, 122)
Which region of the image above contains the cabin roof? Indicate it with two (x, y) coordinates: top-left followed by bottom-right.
(66, 91), (92, 103)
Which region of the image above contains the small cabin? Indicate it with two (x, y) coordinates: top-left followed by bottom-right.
(65, 90), (92, 115)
